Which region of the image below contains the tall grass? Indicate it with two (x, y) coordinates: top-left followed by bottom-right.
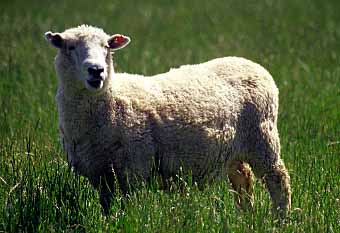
(1, 0), (339, 232)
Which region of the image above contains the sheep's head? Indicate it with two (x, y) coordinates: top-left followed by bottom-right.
(45, 25), (130, 92)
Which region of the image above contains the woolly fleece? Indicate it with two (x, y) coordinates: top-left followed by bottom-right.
(48, 25), (291, 215)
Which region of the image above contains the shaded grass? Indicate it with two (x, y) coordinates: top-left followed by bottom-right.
(1, 0), (340, 232)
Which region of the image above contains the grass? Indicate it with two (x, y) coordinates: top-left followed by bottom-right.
(1, 0), (340, 232)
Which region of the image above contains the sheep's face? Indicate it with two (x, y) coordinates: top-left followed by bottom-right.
(45, 26), (130, 92)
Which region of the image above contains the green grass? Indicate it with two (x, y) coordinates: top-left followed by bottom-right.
(1, 0), (340, 232)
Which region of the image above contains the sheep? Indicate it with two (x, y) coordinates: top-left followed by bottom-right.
(45, 25), (291, 216)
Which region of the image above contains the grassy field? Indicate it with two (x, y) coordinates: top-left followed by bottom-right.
(1, 0), (340, 232)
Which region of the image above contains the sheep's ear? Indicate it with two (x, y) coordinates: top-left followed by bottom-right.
(45, 31), (64, 48)
(108, 34), (131, 50)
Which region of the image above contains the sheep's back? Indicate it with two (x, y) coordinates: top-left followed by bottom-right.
(112, 57), (277, 126)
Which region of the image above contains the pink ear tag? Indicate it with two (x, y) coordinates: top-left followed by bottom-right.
(114, 35), (126, 44)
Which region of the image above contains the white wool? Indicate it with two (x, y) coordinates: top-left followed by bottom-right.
(46, 25), (291, 216)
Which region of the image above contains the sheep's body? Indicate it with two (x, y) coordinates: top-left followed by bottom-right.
(47, 25), (291, 216)
(59, 57), (276, 182)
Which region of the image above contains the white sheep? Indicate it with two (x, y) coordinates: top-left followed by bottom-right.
(45, 25), (291, 216)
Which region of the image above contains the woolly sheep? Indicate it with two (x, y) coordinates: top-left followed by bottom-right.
(45, 25), (291, 216)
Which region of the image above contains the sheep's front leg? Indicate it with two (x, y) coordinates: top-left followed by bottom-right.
(99, 189), (113, 215)
(93, 173), (119, 215)
(227, 160), (254, 210)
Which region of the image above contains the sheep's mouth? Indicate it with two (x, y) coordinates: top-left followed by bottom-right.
(87, 79), (103, 89)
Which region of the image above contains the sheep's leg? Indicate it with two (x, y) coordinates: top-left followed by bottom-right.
(250, 129), (291, 217)
(252, 159), (291, 218)
(94, 172), (121, 215)
(227, 160), (254, 210)
(99, 190), (113, 215)
(265, 160), (291, 216)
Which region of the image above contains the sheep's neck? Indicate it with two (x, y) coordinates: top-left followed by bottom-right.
(56, 83), (115, 146)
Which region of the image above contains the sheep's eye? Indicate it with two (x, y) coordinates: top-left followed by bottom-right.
(68, 45), (76, 50)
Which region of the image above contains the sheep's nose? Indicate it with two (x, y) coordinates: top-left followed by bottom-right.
(88, 66), (104, 79)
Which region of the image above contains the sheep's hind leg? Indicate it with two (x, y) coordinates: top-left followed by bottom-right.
(227, 160), (254, 210)
(263, 159), (291, 217)
(250, 131), (291, 217)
